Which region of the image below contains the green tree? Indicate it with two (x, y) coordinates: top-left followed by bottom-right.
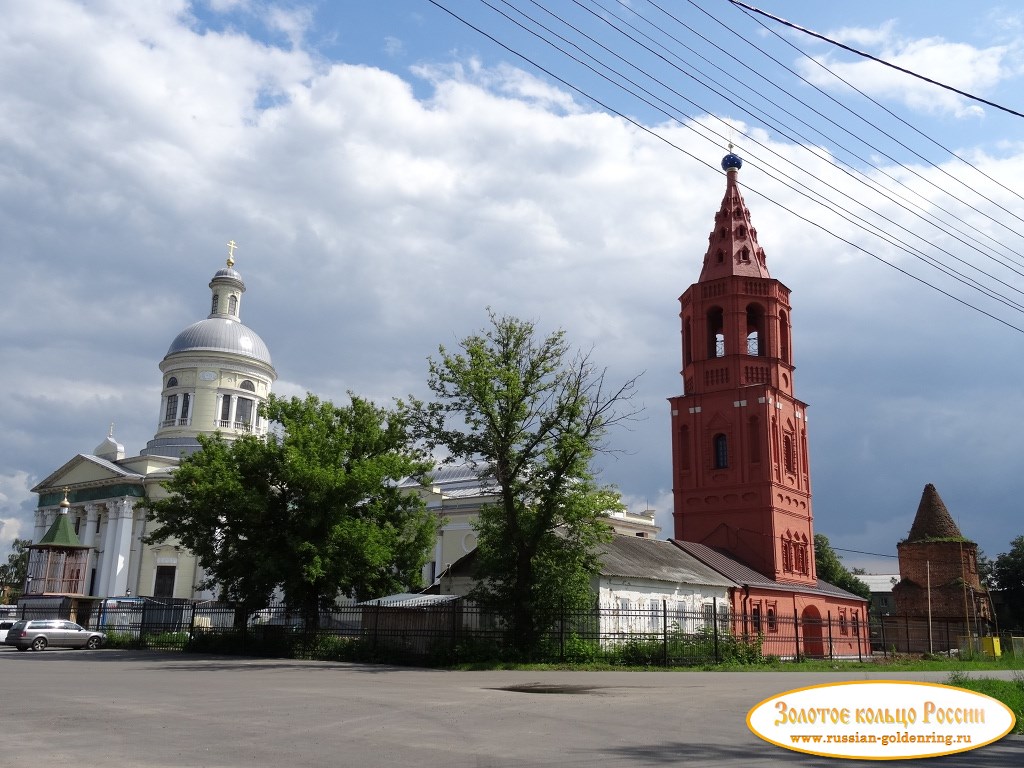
(993, 536), (1024, 630)
(146, 393), (438, 627)
(0, 538), (32, 603)
(407, 313), (638, 654)
(814, 534), (871, 600)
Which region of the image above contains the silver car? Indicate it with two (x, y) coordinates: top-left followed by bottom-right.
(3, 619), (106, 652)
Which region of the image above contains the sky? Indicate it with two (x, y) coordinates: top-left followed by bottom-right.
(2, 0), (1023, 575)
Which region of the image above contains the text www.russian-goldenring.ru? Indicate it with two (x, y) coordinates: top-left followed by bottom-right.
(790, 732), (972, 747)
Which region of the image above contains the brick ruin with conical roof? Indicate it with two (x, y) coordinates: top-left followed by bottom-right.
(893, 484), (990, 625)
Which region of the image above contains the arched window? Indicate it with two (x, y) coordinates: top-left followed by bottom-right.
(211, 294), (219, 314)
(740, 247), (750, 262)
(715, 248), (724, 264)
(737, 225), (746, 238)
(228, 295), (238, 315)
(783, 432), (796, 475)
(751, 604), (762, 634)
(839, 611), (848, 635)
(683, 318), (693, 367)
(766, 606), (777, 633)
(852, 613), (860, 638)
(707, 307), (725, 358)
(166, 376), (178, 388)
(239, 380), (256, 392)
(780, 310), (791, 364)
(713, 433), (728, 469)
(782, 535), (793, 572)
(746, 304), (765, 356)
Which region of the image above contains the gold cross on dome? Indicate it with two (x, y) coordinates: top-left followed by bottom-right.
(226, 239), (238, 267)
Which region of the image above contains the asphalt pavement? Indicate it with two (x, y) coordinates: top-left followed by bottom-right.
(1, 649), (1021, 767)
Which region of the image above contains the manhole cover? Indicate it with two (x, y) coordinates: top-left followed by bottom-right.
(495, 683), (601, 695)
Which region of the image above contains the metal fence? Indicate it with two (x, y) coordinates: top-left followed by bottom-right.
(8, 598), (1014, 666)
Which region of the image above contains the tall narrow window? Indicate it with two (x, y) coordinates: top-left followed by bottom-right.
(211, 294), (219, 314)
(236, 397), (253, 429)
(228, 295), (238, 315)
(220, 396), (231, 423)
(746, 304), (765, 356)
(707, 307), (725, 358)
(154, 566), (176, 599)
(752, 604), (762, 634)
(683, 318), (692, 367)
(780, 310), (791, 364)
(163, 394), (178, 426)
(783, 434), (796, 474)
(180, 393), (190, 423)
(713, 433), (728, 469)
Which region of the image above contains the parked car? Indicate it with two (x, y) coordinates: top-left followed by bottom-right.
(0, 618), (18, 643)
(3, 619), (106, 652)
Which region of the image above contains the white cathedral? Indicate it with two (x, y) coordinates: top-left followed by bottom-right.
(24, 245), (659, 618)
(27, 247), (277, 612)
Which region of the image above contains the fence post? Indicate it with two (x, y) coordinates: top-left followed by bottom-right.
(856, 617), (862, 662)
(945, 620), (951, 654)
(559, 597), (565, 663)
(662, 600), (669, 668)
(794, 609), (801, 662)
(712, 597), (720, 664)
(904, 614), (910, 654)
(879, 615), (886, 657)
(188, 602), (197, 649)
(827, 611), (833, 660)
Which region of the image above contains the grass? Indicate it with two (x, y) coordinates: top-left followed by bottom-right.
(946, 671), (1024, 734)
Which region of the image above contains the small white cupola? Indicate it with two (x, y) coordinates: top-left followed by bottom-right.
(208, 240), (246, 321)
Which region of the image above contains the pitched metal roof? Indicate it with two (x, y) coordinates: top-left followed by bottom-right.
(595, 535), (735, 587)
(671, 540), (864, 600)
(37, 513), (86, 548)
(358, 593), (461, 608)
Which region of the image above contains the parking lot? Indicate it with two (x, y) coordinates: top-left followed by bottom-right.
(1, 649), (1021, 767)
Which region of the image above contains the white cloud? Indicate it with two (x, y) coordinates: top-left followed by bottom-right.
(799, 23), (1022, 118)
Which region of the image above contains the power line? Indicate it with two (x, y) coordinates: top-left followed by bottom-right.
(728, 0), (1024, 120)
(496, 0), (1024, 311)
(423, 0), (1024, 334)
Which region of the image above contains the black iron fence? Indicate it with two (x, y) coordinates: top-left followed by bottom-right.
(8, 598), (1015, 666)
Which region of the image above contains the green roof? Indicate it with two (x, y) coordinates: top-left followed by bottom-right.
(37, 512), (84, 548)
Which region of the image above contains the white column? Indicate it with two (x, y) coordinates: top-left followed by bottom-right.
(82, 504), (101, 595)
(33, 508), (48, 541)
(97, 504), (118, 597)
(126, 512), (146, 596)
(107, 498), (135, 597)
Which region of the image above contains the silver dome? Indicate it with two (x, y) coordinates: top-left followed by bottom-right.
(166, 318), (273, 366)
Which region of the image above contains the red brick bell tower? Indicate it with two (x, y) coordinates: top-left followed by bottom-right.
(669, 151), (815, 586)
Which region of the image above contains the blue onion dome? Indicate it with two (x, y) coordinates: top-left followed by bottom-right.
(722, 152), (743, 171)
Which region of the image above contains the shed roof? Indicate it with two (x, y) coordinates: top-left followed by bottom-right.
(595, 535), (735, 587)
